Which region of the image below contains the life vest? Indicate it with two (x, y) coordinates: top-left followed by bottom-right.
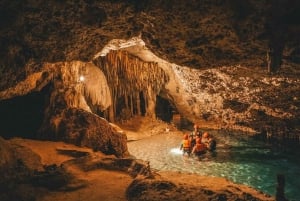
(195, 143), (206, 152)
(182, 139), (190, 149)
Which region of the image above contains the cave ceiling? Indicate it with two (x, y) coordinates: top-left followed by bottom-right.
(0, 0), (300, 89)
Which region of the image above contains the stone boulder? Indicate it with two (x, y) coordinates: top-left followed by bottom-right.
(0, 137), (44, 201)
(0, 137), (15, 175)
(0, 137), (43, 180)
(39, 108), (129, 157)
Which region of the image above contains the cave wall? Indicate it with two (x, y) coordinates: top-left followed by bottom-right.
(0, 0), (299, 145)
(0, 35), (299, 144)
(0, 60), (129, 157)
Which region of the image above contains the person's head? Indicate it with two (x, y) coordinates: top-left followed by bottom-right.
(183, 134), (188, 140)
(194, 124), (199, 129)
(203, 132), (209, 138)
(196, 138), (201, 144)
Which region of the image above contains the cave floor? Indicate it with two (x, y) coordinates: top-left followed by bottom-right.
(7, 116), (273, 201)
(10, 138), (132, 201)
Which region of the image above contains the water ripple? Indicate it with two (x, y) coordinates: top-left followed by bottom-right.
(128, 132), (300, 200)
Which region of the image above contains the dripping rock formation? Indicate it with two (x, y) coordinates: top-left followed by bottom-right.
(1, 37), (299, 146)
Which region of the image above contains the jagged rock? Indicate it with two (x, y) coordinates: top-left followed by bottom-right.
(0, 137), (14, 167)
(0, 137), (43, 201)
(126, 177), (270, 201)
(0, 137), (43, 180)
(63, 153), (153, 179)
(39, 108), (129, 157)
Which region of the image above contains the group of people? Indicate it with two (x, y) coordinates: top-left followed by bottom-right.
(180, 124), (216, 156)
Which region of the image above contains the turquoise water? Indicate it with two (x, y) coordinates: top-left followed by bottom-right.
(127, 131), (300, 201)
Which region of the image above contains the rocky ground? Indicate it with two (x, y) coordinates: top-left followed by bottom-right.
(0, 117), (274, 201)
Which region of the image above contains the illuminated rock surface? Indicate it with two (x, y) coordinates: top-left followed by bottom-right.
(0, 1), (299, 200)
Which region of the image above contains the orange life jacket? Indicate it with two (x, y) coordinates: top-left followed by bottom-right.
(182, 139), (190, 149)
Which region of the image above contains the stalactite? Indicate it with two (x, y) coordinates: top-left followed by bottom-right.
(144, 91), (148, 112)
(94, 50), (169, 120)
(130, 94), (133, 116)
(125, 94), (129, 109)
(136, 91), (141, 116)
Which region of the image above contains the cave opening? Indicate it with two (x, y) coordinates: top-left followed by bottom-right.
(155, 95), (174, 123)
(0, 84), (51, 139)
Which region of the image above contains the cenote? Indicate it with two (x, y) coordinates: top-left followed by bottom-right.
(128, 130), (300, 201)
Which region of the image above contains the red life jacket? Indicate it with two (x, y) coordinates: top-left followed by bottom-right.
(195, 143), (206, 152)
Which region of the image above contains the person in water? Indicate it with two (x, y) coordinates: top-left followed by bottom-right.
(191, 135), (207, 155)
(191, 124), (202, 137)
(202, 132), (216, 151)
(180, 134), (191, 156)
(189, 124), (201, 149)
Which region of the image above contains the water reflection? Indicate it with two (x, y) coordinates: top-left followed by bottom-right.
(127, 131), (300, 201)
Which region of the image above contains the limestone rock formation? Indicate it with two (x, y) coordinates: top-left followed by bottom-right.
(126, 174), (273, 201)
(0, 0), (299, 148)
(1, 1), (299, 200)
(0, 137), (44, 201)
(39, 108), (129, 157)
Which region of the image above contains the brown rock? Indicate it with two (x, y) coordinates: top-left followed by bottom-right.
(39, 108), (129, 157)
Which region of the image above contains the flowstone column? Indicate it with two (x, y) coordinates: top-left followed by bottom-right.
(145, 87), (156, 118)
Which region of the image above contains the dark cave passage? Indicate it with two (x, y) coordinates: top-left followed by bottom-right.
(155, 95), (193, 129)
(0, 84), (50, 139)
(155, 96), (174, 123)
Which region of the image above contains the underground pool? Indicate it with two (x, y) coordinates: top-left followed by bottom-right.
(128, 130), (300, 201)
